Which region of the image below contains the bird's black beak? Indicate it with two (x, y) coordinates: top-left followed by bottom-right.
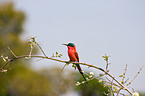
(62, 44), (68, 46)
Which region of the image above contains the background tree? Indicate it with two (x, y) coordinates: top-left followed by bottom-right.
(0, 2), (51, 96)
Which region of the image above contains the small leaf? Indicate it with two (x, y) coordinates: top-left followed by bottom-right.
(72, 64), (76, 69)
(119, 75), (123, 77)
(52, 53), (55, 57)
(106, 70), (109, 72)
(121, 80), (124, 84)
(59, 54), (63, 56)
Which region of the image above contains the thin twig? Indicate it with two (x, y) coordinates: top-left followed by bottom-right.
(105, 77), (121, 88)
(7, 47), (17, 57)
(122, 64), (127, 82)
(35, 58), (44, 62)
(36, 43), (47, 57)
(9, 62), (12, 70)
(61, 63), (69, 72)
(28, 44), (33, 58)
(116, 88), (123, 96)
(106, 60), (109, 71)
(119, 92), (126, 96)
(126, 64), (145, 86)
(124, 78), (129, 84)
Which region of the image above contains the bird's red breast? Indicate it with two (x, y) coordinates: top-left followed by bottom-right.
(67, 46), (79, 62)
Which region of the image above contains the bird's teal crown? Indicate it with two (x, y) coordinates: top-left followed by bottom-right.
(67, 43), (74, 47)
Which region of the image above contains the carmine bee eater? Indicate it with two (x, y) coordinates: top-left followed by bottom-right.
(63, 43), (86, 81)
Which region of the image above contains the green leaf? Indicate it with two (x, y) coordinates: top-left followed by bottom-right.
(119, 75), (123, 77)
(72, 64), (76, 69)
(99, 74), (104, 77)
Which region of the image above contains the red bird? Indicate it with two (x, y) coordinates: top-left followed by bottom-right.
(63, 43), (86, 81)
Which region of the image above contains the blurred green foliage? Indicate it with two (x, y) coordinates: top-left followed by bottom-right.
(0, 2), (37, 95)
(75, 74), (110, 96)
(0, 2), (25, 35)
(140, 93), (145, 96)
(0, 2), (29, 56)
(0, 65), (51, 96)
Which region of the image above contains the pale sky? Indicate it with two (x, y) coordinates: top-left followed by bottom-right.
(7, 0), (145, 93)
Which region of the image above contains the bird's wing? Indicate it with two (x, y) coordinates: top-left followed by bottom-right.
(74, 51), (79, 62)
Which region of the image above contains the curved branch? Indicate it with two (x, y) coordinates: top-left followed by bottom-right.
(0, 55), (133, 95)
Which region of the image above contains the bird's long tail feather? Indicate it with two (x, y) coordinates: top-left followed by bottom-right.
(76, 64), (87, 82)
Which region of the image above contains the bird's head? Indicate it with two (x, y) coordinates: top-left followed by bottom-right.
(63, 43), (75, 47)
(63, 43), (77, 51)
